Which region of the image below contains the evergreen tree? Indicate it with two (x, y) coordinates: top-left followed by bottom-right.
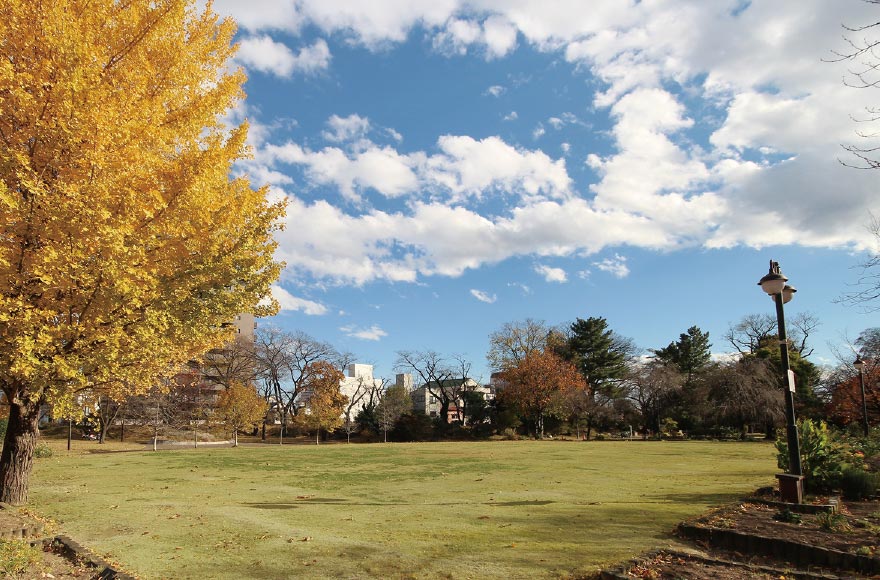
(652, 326), (712, 383)
(754, 336), (822, 419)
(565, 317), (628, 394)
(559, 317), (632, 438)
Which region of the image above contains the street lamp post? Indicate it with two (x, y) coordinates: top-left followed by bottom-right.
(758, 260), (803, 504)
(854, 356), (869, 437)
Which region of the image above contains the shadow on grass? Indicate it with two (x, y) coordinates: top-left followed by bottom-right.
(649, 490), (749, 506)
(242, 503), (300, 510)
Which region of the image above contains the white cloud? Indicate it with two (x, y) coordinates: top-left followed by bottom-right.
(593, 254), (630, 279)
(262, 134), (570, 204)
(503, 111), (518, 121)
(485, 85), (505, 97)
(236, 37), (331, 77)
(482, 15), (518, 58)
(323, 114), (371, 143)
(470, 289), (497, 303)
(532, 124), (545, 140)
(271, 285), (328, 315)
(340, 324), (388, 341)
(534, 264), (568, 283)
(211, 0), (303, 33)
(507, 282), (532, 295)
(223, 0), (880, 288)
(434, 15), (517, 59)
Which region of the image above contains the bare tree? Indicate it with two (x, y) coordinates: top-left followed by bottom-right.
(252, 327), (338, 443)
(626, 362), (683, 436)
(342, 374), (385, 443)
(826, 5), (880, 169)
(487, 319), (551, 372)
(202, 335), (258, 389)
(725, 314), (777, 355)
(725, 312), (820, 357)
(837, 216), (880, 311)
(376, 381), (412, 442)
(706, 358), (784, 438)
(396, 350), (473, 425)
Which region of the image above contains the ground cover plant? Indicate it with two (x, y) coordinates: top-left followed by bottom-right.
(29, 440), (775, 579)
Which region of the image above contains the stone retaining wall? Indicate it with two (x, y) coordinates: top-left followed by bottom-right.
(677, 523), (880, 575)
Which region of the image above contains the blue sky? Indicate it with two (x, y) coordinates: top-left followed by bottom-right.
(211, 0), (878, 381)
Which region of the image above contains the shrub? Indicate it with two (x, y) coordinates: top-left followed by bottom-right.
(499, 428), (520, 441)
(389, 413), (434, 442)
(816, 511), (851, 533)
(0, 417), (7, 442)
(840, 467), (880, 501)
(0, 540), (44, 576)
(773, 508), (802, 524)
(776, 419), (846, 493)
(34, 442), (53, 458)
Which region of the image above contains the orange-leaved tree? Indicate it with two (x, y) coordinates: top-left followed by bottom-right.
(297, 361), (347, 444)
(216, 382), (268, 447)
(498, 350), (587, 438)
(0, 0), (284, 504)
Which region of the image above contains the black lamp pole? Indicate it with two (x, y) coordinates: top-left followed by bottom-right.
(758, 260), (803, 502)
(855, 356), (869, 437)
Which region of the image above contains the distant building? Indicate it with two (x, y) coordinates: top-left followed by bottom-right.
(298, 364), (411, 420)
(337, 364), (384, 418)
(411, 378), (491, 423)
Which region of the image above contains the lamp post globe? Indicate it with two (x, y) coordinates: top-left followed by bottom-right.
(758, 264), (787, 296)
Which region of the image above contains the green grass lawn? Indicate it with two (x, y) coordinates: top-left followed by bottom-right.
(29, 440), (776, 579)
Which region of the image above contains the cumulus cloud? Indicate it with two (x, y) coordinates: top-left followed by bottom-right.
(470, 289), (497, 303)
(534, 264), (568, 283)
(592, 254), (630, 279)
(323, 114), (371, 143)
(262, 134), (571, 204)
(271, 285), (328, 315)
(340, 324), (388, 341)
(237, 37), (331, 77)
(219, 0), (880, 288)
(434, 15), (517, 59)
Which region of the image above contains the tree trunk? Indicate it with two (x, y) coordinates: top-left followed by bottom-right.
(233, 428), (238, 447)
(261, 421), (266, 441)
(0, 398), (42, 505)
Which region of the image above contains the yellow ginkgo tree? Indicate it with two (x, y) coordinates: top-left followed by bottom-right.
(0, 0), (285, 504)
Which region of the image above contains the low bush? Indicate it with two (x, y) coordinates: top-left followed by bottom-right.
(776, 420), (846, 493)
(840, 467), (879, 501)
(816, 511), (851, 533)
(34, 442), (53, 458)
(773, 508), (802, 524)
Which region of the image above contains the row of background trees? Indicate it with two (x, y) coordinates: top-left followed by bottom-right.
(68, 311), (879, 446)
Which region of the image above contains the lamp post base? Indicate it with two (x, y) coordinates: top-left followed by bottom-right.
(776, 473), (804, 504)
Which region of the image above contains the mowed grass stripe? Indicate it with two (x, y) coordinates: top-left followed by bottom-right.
(30, 440), (776, 579)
